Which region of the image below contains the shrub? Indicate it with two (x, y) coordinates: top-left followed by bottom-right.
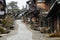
(0, 15), (14, 34)
(1, 17), (14, 29)
(0, 26), (6, 34)
(1, 19), (7, 26)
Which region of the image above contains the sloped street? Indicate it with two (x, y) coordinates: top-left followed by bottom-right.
(2, 20), (60, 40)
(3, 20), (32, 40)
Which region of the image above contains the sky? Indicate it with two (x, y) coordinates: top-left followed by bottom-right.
(6, 0), (28, 9)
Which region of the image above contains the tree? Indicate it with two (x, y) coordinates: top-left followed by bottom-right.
(7, 1), (21, 17)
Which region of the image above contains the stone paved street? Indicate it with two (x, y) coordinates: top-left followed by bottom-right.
(5, 20), (32, 40)
(0, 20), (60, 40)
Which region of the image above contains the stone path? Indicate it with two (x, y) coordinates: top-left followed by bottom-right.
(0, 20), (60, 40)
(3, 20), (32, 40)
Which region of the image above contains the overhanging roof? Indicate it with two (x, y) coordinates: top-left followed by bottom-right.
(46, 1), (58, 18)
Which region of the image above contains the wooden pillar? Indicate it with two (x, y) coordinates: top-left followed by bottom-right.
(47, 18), (50, 27)
(57, 16), (59, 32)
(59, 16), (60, 31)
(54, 17), (57, 33)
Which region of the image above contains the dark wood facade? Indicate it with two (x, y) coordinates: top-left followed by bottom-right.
(46, 1), (60, 33)
(35, 0), (56, 27)
(26, 0), (57, 27)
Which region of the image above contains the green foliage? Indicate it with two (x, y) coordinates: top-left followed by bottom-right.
(0, 15), (14, 34)
(7, 1), (21, 16)
(2, 19), (7, 26)
(9, 1), (17, 7)
(1, 15), (14, 29)
(0, 26), (6, 34)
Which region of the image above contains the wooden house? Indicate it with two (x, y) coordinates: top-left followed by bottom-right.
(25, 0), (40, 29)
(35, 0), (56, 27)
(0, 0), (6, 19)
(36, 0), (56, 11)
(46, 1), (60, 33)
(26, 0), (37, 20)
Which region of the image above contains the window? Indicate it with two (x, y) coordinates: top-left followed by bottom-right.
(0, 11), (4, 15)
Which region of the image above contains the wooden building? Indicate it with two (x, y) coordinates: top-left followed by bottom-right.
(36, 0), (56, 11)
(46, 1), (60, 33)
(26, 0), (37, 21)
(25, 0), (56, 28)
(24, 0), (40, 29)
(0, 0), (6, 19)
(35, 0), (56, 27)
